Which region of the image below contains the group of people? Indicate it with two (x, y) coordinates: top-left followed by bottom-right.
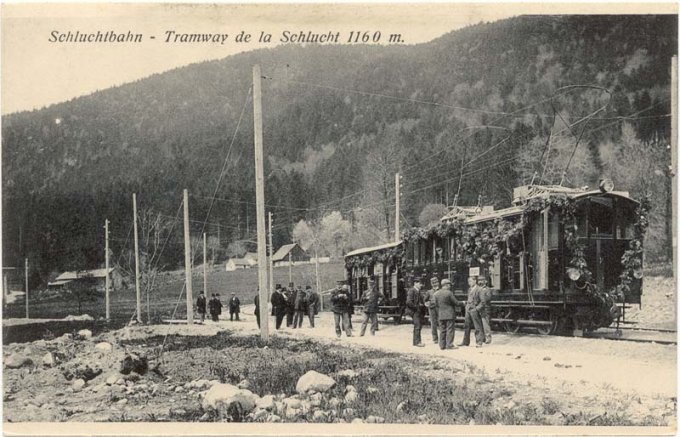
(329, 277), (383, 338)
(195, 291), (242, 323)
(408, 275), (492, 350)
(266, 283), (320, 330)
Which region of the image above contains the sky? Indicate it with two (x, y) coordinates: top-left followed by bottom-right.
(1, 2), (677, 115)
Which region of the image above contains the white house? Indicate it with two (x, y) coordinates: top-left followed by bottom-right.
(225, 257), (257, 272)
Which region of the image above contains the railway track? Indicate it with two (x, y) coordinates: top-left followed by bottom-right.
(588, 326), (677, 346)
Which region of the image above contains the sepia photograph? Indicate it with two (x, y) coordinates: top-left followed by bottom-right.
(1, 2), (678, 435)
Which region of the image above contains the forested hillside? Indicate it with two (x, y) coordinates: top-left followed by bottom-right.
(2, 15), (676, 286)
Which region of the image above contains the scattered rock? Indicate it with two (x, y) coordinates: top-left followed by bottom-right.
(337, 369), (358, 379)
(309, 393), (323, 407)
(366, 386), (379, 395)
(95, 342), (113, 353)
(77, 329), (93, 340)
(295, 370), (336, 394)
(285, 407), (300, 419)
(237, 379), (251, 390)
(328, 398), (341, 408)
(312, 410), (328, 421)
(543, 356), (552, 361)
(351, 418), (364, 423)
(65, 314), (94, 321)
(345, 385), (357, 393)
(201, 383), (259, 414)
(117, 398), (128, 405)
(63, 361), (103, 381)
(116, 378), (125, 385)
(125, 372), (141, 382)
(256, 394), (275, 411)
(545, 412), (565, 426)
(174, 386), (184, 393)
(396, 401), (406, 412)
(72, 379), (86, 391)
(504, 400), (516, 410)
(252, 408), (268, 421)
(417, 414), (428, 422)
(120, 353), (148, 375)
(365, 415), (385, 424)
(267, 414), (281, 423)
(42, 353), (55, 367)
(554, 363), (564, 368)
(469, 419), (476, 426)
(344, 391), (359, 404)
(5, 354), (33, 369)
(342, 408), (355, 417)
(283, 397), (302, 410)
(199, 413), (211, 421)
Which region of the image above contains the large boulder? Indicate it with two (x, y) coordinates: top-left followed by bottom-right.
(295, 371), (336, 394)
(95, 342), (113, 353)
(77, 329), (93, 340)
(201, 383), (259, 415)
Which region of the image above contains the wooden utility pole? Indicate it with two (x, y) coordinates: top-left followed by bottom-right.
(105, 219), (110, 322)
(672, 56), (677, 285)
(288, 252), (292, 285)
(133, 194), (142, 324)
(268, 212), (274, 295)
(24, 258), (29, 319)
(203, 232), (208, 295)
(183, 189), (194, 324)
(253, 64), (269, 340)
(395, 173), (401, 242)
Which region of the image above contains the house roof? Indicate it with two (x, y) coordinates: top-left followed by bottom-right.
(244, 252), (258, 261)
(54, 268), (115, 281)
(47, 279), (73, 287)
(272, 243), (306, 262)
(345, 240), (403, 258)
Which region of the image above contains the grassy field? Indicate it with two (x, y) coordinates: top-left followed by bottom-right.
(3, 261), (346, 323)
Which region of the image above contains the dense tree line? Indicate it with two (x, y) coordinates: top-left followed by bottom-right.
(2, 15), (676, 287)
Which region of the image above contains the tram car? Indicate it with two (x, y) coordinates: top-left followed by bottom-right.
(344, 182), (647, 335)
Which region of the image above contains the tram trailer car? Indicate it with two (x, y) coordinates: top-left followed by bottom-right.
(344, 183), (645, 335)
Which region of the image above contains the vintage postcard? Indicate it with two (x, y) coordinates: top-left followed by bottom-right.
(1, 2), (678, 435)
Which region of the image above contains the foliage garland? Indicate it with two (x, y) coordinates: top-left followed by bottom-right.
(616, 197), (650, 299)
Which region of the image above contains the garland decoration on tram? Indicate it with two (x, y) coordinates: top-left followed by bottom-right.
(616, 196), (650, 298)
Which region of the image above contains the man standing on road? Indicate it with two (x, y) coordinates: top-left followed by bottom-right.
(360, 277), (381, 336)
(229, 292), (241, 321)
(476, 276), (493, 344)
(459, 276), (485, 347)
(331, 284), (353, 338)
(271, 285), (287, 330)
(305, 285), (319, 328)
(434, 279), (459, 350)
(196, 290), (207, 323)
(405, 277), (426, 347)
(292, 286), (307, 329)
(426, 277), (440, 344)
(285, 284), (296, 328)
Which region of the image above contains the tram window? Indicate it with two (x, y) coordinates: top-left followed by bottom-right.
(548, 212), (560, 250)
(589, 197), (614, 237)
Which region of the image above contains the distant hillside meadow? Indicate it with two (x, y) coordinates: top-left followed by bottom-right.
(2, 15), (677, 288)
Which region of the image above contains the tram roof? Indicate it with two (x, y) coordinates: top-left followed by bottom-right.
(443, 190), (637, 225)
(344, 240), (403, 258)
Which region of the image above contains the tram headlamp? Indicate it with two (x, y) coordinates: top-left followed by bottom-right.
(599, 178), (614, 193)
(633, 269), (643, 279)
(567, 268), (582, 281)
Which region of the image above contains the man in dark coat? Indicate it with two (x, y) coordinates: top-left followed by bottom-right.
(425, 277), (440, 344)
(271, 286), (287, 330)
(208, 293), (218, 322)
(434, 279), (459, 350)
(285, 284), (296, 327)
(196, 291), (207, 323)
(215, 294), (223, 319)
(330, 284), (353, 338)
(476, 276), (493, 344)
(405, 277), (426, 347)
(360, 277), (381, 336)
(305, 285), (319, 328)
(460, 276), (485, 347)
(292, 286), (307, 329)
(253, 292), (261, 328)
(229, 292), (241, 321)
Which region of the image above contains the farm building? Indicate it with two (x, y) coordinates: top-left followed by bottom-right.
(225, 257), (257, 271)
(272, 243), (310, 267)
(47, 268), (127, 291)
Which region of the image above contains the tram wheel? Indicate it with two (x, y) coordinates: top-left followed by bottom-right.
(503, 309), (521, 334)
(535, 310), (558, 335)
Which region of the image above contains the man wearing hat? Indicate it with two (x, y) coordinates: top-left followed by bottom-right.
(292, 285), (307, 329)
(285, 283), (296, 327)
(405, 276), (426, 347)
(253, 290), (261, 329)
(228, 292), (241, 321)
(460, 276), (485, 347)
(330, 284), (353, 338)
(271, 284), (287, 330)
(305, 285), (319, 328)
(360, 276), (381, 336)
(425, 277), (440, 344)
(476, 276), (493, 344)
(434, 279), (459, 350)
